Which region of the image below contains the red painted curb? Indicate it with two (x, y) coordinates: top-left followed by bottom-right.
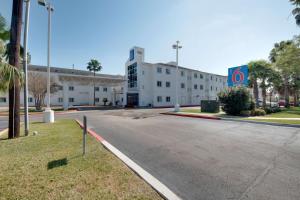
(161, 112), (221, 120)
(75, 120), (104, 142)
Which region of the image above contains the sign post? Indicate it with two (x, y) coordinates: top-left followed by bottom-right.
(228, 65), (249, 87)
(83, 116), (87, 155)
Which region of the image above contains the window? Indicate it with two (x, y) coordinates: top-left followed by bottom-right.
(194, 73), (197, 78)
(211, 86), (213, 91)
(103, 87), (108, 92)
(194, 84), (198, 89)
(157, 96), (162, 102)
(157, 81), (162, 87)
(95, 98), (99, 102)
(142, 70), (145, 75)
(211, 76), (213, 80)
(69, 98), (74, 103)
(28, 97), (33, 103)
(95, 87), (99, 91)
(57, 85), (63, 90)
(157, 67), (162, 73)
(0, 97), (6, 103)
(166, 68), (171, 74)
(58, 97), (63, 103)
(216, 87), (218, 91)
(200, 85), (204, 90)
(166, 82), (171, 87)
(130, 49), (134, 61)
(216, 77), (218, 82)
(200, 74), (203, 79)
(181, 71), (185, 76)
(128, 63), (137, 88)
(69, 86), (74, 91)
(166, 96), (171, 102)
(181, 83), (185, 89)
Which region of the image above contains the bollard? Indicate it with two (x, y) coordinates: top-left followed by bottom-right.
(83, 115), (87, 155)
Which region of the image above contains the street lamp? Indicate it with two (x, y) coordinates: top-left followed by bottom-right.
(23, 0), (30, 135)
(38, 0), (55, 123)
(172, 41), (182, 112)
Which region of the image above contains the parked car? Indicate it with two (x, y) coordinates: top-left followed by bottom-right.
(278, 100), (295, 107)
(258, 100), (278, 108)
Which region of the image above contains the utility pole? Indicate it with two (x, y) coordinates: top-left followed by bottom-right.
(172, 41), (182, 112)
(23, 0), (30, 136)
(38, 0), (55, 123)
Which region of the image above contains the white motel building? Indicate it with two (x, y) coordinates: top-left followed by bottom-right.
(123, 47), (227, 107)
(0, 47), (227, 109)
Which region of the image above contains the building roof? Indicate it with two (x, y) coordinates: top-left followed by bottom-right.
(28, 65), (125, 80)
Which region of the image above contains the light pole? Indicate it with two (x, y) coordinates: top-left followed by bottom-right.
(172, 41), (182, 112)
(23, 0), (30, 135)
(38, 0), (54, 123)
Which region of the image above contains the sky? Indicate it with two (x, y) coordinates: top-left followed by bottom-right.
(0, 0), (299, 76)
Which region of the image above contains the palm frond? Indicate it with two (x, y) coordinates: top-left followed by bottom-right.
(0, 62), (23, 92)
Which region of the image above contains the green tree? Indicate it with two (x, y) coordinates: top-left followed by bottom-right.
(248, 60), (274, 108)
(290, 0), (300, 26)
(270, 41), (300, 107)
(87, 59), (102, 106)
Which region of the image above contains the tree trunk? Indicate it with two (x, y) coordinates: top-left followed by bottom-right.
(253, 80), (259, 106)
(261, 79), (267, 109)
(284, 76), (290, 108)
(262, 88), (267, 109)
(294, 91), (299, 107)
(93, 71), (95, 106)
(8, 0), (23, 139)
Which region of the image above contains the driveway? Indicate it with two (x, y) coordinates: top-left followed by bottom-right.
(78, 109), (300, 200)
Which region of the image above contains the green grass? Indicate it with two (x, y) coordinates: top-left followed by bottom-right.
(0, 120), (162, 200)
(266, 107), (300, 118)
(241, 118), (300, 125)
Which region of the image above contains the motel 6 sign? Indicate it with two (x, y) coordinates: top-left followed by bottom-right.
(228, 65), (249, 87)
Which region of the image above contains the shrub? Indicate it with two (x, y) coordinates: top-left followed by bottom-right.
(251, 109), (266, 116)
(249, 101), (256, 111)
(240, 110), (251, 117)
(201, 100), (220, 113)
(264, 107), (281, 114)
(218, 87), (250, 116)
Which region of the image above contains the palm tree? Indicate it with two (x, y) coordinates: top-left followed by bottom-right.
(6, 0), (23, 139)
(269, 41), (296, 107)
(290, 0), (300, 26)
(87, 59), (102, 106)
(248, 60), (273, 108)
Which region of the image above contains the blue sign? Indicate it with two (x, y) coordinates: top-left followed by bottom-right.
(228, 65), (249, 87)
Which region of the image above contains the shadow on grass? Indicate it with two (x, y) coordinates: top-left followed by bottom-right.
(47, 158), (68, 170)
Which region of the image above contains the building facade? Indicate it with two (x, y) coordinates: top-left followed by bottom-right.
(124, 47), (228, 107)
(0, 65), (125, 110)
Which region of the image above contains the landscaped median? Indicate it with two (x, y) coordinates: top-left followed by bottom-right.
(0, 120), (162, 200)
(163, 107), (300, 127)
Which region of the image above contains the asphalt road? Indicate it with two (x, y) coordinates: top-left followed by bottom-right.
(1, 109), (300, 200)
(79, 109), (300, 200)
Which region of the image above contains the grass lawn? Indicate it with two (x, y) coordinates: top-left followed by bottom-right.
(0, 120), (162, 200)
(266, 107), (300, 118)
(241, 118), (300, 125)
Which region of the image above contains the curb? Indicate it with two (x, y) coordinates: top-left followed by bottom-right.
(161, 112), (221, 120)
(75, 119), (181, 200)
(0, 128), (8, 137)
(223, 118), (300, 128)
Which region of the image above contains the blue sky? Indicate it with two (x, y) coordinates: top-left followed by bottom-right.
(0, 0), (298, 75)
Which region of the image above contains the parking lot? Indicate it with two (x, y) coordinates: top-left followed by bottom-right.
(75, 109), (300, 200)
